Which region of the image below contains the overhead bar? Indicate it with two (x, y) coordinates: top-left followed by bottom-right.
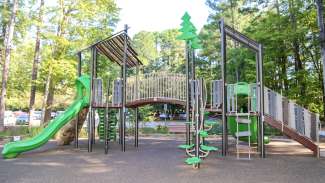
(223, 24), (259, 52)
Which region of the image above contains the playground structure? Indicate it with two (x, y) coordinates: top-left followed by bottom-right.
(1, 16), (322, 168)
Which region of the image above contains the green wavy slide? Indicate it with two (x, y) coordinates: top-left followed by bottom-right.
(2, 75), (90, 159)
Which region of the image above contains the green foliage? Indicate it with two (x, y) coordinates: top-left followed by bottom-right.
(140, 126), (169, 134)
(132, 31), (158, 65)
(202, 0), (325, 119)
(133, 29), (185, 73)
(0, 126), (44, 139)
(156, 125), (169, 134)
(2, 0), (120, 111)
(140, 127), (156, 134)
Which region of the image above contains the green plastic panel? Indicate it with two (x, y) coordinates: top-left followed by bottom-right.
(200, 144), (218, 151)
(234, 82), (249, 96)
(185, 157), (201, 165)
(199, 130), (208, 138)
(178, 144), (194, 149)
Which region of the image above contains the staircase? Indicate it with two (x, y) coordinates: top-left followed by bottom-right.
(264, 115), (319, 156)
(97, 109), (117, 142)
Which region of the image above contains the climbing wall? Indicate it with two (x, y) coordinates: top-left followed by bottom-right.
(97, 109), (117, 141)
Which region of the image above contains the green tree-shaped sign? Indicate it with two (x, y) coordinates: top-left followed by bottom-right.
(177, 12), (201, 49)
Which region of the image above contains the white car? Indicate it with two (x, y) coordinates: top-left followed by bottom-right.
(30, 111), (42, 127)
(4, 111), (16, 126)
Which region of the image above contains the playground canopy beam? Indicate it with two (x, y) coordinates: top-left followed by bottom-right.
(219, 19), (265, 158)
(223, 24), (259, 52)
(77, 31), (142, 68)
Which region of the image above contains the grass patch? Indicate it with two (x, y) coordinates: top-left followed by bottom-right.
(140, 126), (169, 134)
(0, 126), (30, 137)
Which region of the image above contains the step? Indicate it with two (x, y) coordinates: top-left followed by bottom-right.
(235, 113), (250, 116)
(185, 157), (201, 165)
(178, 144), (195, 149)
(236, 118), (251, 124)
(235, 131), (251, 137)
(236, 144), (251, 149)
(200, 144), (218, 151)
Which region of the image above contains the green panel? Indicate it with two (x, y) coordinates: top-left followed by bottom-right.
(199, 130), (208, 138)
(178, 144), (194, 149)
(234, 82), (249, 96)
(228, 115), (269, 144)
(200, 144), (218, 151)
(228, 115), (258, 143)
(2, 75), (90, 159)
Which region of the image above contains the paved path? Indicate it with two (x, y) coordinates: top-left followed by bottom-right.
(0, 136), (325, 183)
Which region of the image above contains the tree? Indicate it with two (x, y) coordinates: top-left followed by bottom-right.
(41, 0), (120, 123)
(29, 0), (44, 124)
(0, 0), (18, 131)
(316, 0), (325, 119)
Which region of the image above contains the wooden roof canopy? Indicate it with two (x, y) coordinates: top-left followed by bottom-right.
(78, 30), (143, 68)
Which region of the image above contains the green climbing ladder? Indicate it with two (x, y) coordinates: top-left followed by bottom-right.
(97, 109), (117, 141)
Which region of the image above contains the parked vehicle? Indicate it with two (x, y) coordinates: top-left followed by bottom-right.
(179, 113), (186, 120)
(30, 111), (42, 127)
(56, 111), (65, 117)
(159, 113), (169, 120)
(51, 112), (56, 118)
(4, 111), (16, 126)
(16, 113), (29, 125)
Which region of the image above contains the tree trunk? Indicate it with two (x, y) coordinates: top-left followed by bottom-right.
(0, 0), (18, 131)
(29, 0), (45, 125)
(41, 69), (54, 124)
(316, 0), (325, 120)
(56, 107), (89, 145)
(44, 81), (54, 124)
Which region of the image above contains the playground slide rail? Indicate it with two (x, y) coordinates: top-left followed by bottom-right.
(2, 75), (90, 159)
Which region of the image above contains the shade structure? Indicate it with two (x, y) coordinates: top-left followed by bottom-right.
(78, 31), (142, 68)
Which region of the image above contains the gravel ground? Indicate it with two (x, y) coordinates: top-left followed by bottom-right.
(0, 136), (325, 183)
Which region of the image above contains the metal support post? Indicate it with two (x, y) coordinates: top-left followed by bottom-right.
(220, 19), (228, 156)
(135, 107), (139, 147)
(75, 52), (82, 148)
(186, 42), (191, 145)
(121, 24), (128, 152)
(258, 44), (265, 158)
